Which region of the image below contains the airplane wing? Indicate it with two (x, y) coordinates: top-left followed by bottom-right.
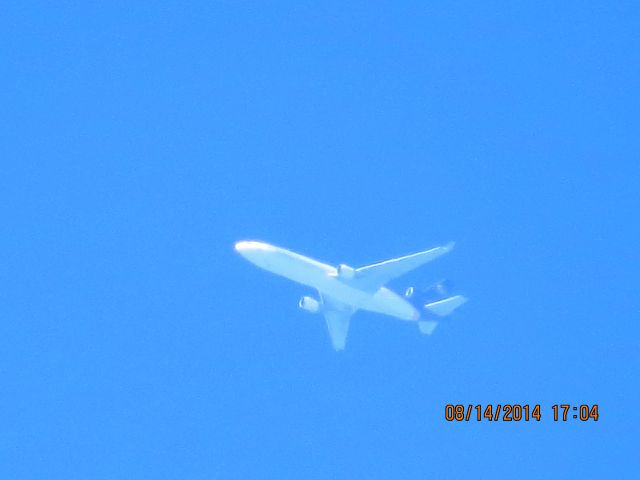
(353, 242), (455, 291)
(320, 294), (354, 351)
(324, 310), (351, 351)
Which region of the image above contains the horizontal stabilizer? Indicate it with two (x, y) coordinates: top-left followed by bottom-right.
(418, 321), (438, 335)
(424, 295), (468, 317)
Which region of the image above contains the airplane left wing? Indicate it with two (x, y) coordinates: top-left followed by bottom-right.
(321, 294), (354, 351)
(352, 242), (455, 291)
(324, 310), (351, 351)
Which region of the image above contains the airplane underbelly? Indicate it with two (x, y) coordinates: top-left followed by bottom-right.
(361, 288), (419, 320)
(254, 250), (418, 320)
(258, 250), (334, 286)
(317, 282), (418, 321)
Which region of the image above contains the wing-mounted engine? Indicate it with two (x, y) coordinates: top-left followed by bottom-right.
(299, 296), (322, 313)
(337, 264), (356, 280)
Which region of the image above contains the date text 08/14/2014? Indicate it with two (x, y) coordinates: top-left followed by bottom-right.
(444, 404), (599, 422)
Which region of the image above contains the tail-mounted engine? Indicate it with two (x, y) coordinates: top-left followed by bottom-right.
(405, 279), (467, 323)
(404, 280), (452, 304)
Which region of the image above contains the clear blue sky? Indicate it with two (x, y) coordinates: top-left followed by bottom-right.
(2, 2), (638, 478)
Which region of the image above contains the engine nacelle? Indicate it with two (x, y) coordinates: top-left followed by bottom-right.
(337, 264), (356, 280)
(299, 296), (321, 313)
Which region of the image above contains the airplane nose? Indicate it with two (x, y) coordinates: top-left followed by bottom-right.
(235, 241), (259, 263)
(235, 241), (277, 268)
(234, 240), (274, 254)
(234, 241), (250, 252)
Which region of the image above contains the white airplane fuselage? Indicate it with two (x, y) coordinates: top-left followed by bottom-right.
(235, 241), (420, 321)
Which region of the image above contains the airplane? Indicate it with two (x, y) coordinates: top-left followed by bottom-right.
(234, 240), (467, 350)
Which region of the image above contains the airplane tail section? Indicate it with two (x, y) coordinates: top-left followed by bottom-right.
(418, 320), (439, 335)
(418, 295), (467, 335)
(424, 295), (467, 317)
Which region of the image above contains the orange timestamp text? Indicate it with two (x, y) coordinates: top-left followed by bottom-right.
(444, 404), (599, 422)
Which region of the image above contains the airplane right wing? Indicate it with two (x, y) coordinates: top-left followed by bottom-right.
(353, 242), (455, 291)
